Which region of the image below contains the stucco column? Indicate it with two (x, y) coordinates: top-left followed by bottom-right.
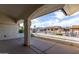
(24, 18), (30, 46)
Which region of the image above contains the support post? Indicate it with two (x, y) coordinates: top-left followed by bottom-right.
(24, 18), (30, 47)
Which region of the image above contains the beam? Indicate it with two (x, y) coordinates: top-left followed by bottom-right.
(64, 4), (79, 15)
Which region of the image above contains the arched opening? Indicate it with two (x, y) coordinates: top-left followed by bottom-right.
(17, 19), (24, 38)
(17, 19), (24, 33)
(30, 6), (79, 44)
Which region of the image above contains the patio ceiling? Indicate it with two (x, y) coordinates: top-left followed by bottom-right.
(0, 4), (43, 22)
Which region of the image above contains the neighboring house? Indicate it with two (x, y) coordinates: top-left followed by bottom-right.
(32, 26), (64, 34)
(70, 25), (79, 37)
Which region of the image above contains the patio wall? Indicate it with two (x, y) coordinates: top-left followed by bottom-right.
(0, 14), (24, 40)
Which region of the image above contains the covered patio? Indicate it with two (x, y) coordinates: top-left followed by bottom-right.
(0, 4), (79, 54)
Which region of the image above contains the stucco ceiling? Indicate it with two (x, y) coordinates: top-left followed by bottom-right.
(0, 4), (43, 22)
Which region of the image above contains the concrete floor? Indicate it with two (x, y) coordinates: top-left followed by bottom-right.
(0, 37), (79, 54)
(0, 38), (36, 54)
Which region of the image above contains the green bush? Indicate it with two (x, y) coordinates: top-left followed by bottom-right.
(18, 28), (24, 33)
(55, 33), (63, 35)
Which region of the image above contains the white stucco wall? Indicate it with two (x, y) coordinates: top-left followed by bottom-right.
(0, 14), (24, 40)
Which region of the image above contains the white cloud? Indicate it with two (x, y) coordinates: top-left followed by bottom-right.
(58, 16), (79, 27)
(54, 10), (65, 19)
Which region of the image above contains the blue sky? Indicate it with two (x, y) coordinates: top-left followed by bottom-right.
(31, 10), (79, 28)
